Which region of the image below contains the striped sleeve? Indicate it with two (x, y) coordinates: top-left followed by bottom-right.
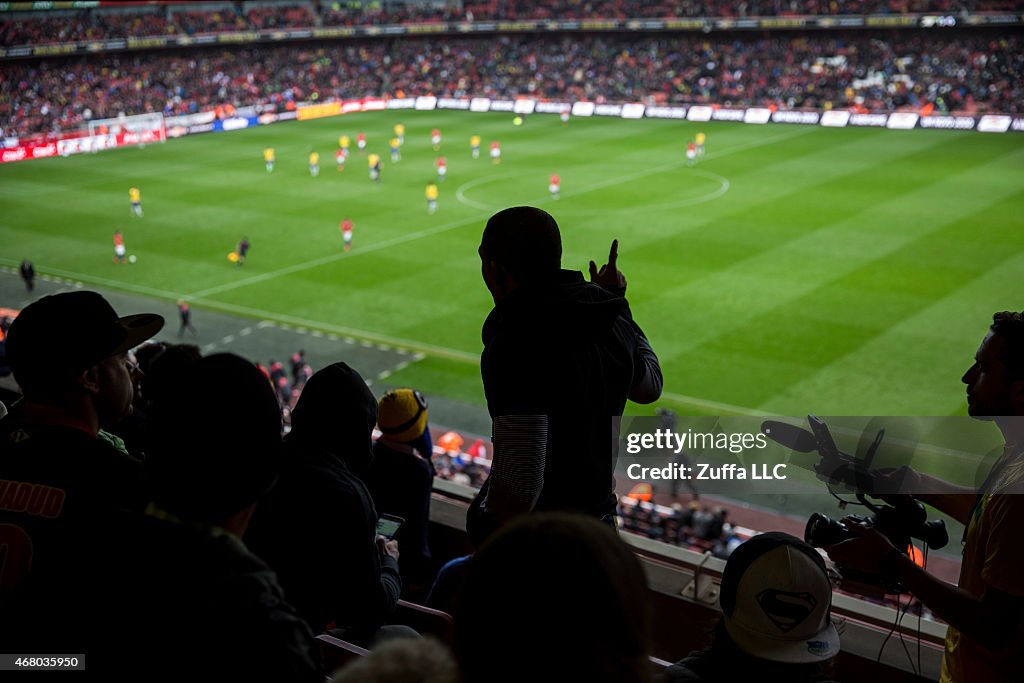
(482, 415), (548, 521)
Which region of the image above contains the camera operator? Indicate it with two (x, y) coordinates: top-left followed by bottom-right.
(826, 312), (1024, 683)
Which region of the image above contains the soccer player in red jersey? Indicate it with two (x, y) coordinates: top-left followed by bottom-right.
(436, 156), (447, 183)
(431, 128), (442, 151)
(549, 173), (560, 200)
(340, 218), (354, 251)
(113, 230), (126, 264)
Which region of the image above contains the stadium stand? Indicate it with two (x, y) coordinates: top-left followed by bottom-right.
(1, 1), (1019, 676)
(0, 290), (966, 680)
(0, 0), (1019, 46)
(2, 31), (1020, 139)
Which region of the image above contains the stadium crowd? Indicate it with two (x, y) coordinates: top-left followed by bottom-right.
(2, 30), (1020, 138)
(1, 192), (1023, 680)
(0, 0), (1016, 46)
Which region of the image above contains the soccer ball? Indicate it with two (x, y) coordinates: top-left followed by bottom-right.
(513, 116), (523, 126)
(228, 252), (240, 263)
(128, 255), (137, 264)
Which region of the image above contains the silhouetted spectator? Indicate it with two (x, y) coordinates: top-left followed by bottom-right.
(0, 291), (162, 650)
(365, 388), (436, 594)
(246, 362), (403, 645)
(665, 532), (840, 683)
(468, 207), (662, 544)
(78, 353), (320, 680)
(110, 341), (202, 459)
(455, 513), (652, 683)
(331, 636), (458, 683)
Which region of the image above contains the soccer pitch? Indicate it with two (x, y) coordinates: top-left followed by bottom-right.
(2, 110), (1022, 419)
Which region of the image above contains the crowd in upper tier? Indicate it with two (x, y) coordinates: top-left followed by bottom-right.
(0, 0), (1016, 46)
(2, 30), (1019, 139)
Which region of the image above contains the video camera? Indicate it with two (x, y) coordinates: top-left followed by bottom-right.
(761, 415), (948, 594)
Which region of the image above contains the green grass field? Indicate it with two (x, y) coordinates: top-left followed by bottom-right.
(2, 110), (1022, 422)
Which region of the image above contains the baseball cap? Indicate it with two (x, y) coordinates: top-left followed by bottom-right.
(719, 532), (840, 664)
(378, 388), (428, 442)
(6, 291), (164, 392)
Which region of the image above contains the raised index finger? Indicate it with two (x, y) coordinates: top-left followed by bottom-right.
(608, 239), (619, 267)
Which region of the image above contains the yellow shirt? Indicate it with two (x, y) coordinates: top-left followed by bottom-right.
(368, 154), (380, 168)
(941, 451), (1024, 683)
(390, 138), (400, 149)
(129, 187), (140, 202)
(309, 152), (319, 165)
(264, 148), (274, 161)
(425, 184), (439, 200)
(470, 135), (481, 147)
(696, 132), (706, 145)
(394, 124), (405, 136)
(339, 136), (350, 148)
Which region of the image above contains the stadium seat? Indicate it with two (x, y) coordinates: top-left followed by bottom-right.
(650, 655), (672, 671)
(392, 599), (455, 645)
(315, 632), (368, 674)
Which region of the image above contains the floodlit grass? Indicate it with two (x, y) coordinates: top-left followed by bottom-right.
(2, 110), (1022, 422)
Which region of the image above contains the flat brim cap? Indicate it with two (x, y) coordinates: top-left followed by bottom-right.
(721, 533), (840, 664)
(6, 291), (164, 388)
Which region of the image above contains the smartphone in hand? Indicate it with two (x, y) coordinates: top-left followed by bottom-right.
(376, 513), (405, 540)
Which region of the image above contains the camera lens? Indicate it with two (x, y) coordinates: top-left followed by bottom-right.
(805, 513), (850, 547)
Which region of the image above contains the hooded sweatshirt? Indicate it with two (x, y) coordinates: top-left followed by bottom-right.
(246, 362), (401, 636)
(470, 270), (662, 543)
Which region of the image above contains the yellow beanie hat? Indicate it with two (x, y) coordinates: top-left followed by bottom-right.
(378, 388), (428, 442)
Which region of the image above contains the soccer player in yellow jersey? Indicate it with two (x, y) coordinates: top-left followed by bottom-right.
(470, 134), (481, 159)
(390, 137), (401, 162)
(425, 182), (439, 214)
(129, 186), (142, 217)
(368, 153), (381, 182)
(309, 151), (320, 177)
(695, 131), (706, 157)
(339, 135), (350, 153)
(264, 147), (275, 173)
(394, 123), (405, 146)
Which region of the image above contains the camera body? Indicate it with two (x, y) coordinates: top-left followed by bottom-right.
(806, 496), (947, 552)
(762, 415), (949, 594)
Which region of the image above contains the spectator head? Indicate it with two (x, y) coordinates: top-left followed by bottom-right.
(5, 291), (163, 422)
(377, 391), (428, 438)
(479, 206), (561, 300)
(330, 636), (458, 683)
(146, 353), (280, 524)
(718, 532), (839, 664)
(288, 362), (377, 474)
(140, 343), (202, 409)
(377, 387), (432, 457)
(455, 512), (651, 683)
(965, 311), (1024, 418)
(133, 340), (169, 375)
